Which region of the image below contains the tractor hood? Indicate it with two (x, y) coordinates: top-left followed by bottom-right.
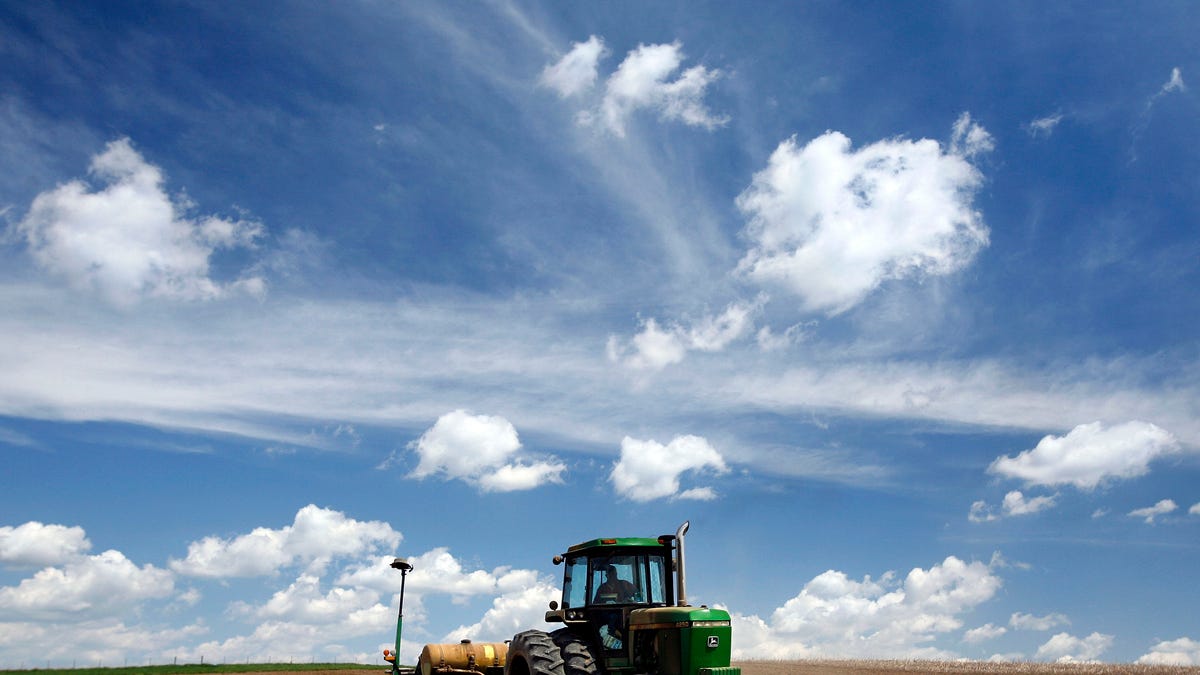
(628, 605), (732, 627)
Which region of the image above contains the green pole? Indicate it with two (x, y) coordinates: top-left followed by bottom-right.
(390, 559), (412, 675)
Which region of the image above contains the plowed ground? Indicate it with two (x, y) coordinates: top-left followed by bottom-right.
(736, 661), (1200, 674)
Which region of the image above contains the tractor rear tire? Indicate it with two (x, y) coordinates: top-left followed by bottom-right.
(508, 630), (565, 675)
(552, 629), (598, 675)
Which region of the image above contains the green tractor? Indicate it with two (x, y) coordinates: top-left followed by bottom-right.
(389, 522), (739, 675)
(506, 521), (740, 675)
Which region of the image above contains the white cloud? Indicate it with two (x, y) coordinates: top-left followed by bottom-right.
(736, 117), (991, 314)
(608, 300), (760, 371)
(0, 522), (92, 567)
(0, 619), (207, 669)
(610, 434), (729, 501)
(407, 410), (565, 492)
(170, 504), (401, 578)
(1129, 498), (1177, 524)
(331, 547), (553, 663)
(1035, 631), (1113, 662)
(1191, 502), (1200, 516)
(547, 39), (726, 137)
(540, 36), (606, 97)
(1001, 490), (1057, 516)
(14, 138), (265, 306)
(479, 461), (569, 492)
(1139, 637), (1200, 666)
(1010, 611), (1070, 631)
(441, 580), (559, 644)
(235, 573), (382, 623)
(950, 112), (995, 158)
(1026, 113), (1065, 137)
(968, 500), (998, 523)
(988, 421), (1180, 489)
(968, 491), (1057, 522)
(963, 623), (1007, 643)
(1162, 67), (1186, 94)
(336, 548), (539, 603)
(730, 556), (1002, 659)
(603, 42), (726, 136)
(607, 318), (688, 371)
(0, 550), (174, 620)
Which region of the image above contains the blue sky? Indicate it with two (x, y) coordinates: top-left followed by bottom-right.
(2, 0), (1199, 667)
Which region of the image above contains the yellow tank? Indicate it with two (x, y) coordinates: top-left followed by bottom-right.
(418, 639), (509, 675)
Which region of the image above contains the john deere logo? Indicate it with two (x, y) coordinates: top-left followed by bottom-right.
(707, 636), (720, 648)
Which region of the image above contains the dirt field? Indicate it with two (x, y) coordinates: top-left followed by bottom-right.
(735, 660), (1200, 675)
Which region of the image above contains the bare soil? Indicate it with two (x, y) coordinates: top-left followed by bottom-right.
(735, 660), (1200, 675)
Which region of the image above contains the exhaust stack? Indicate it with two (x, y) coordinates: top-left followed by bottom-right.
(675, 520), (690, 606)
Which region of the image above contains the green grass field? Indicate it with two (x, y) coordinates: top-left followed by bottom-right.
(0, 664), (377, 675)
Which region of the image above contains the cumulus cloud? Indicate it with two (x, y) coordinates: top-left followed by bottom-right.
(14, 138), (265, 306)
(988, 421), (1180, 489)
(0, 549), (174, 620)
(1002, 490), (1057, 516)
(235, 573), (383, 623)
(610, 434), (729, 501)
(1129, 498), (1177, 524)
(736, 115), (991, 314)
(1010, 612), (1070, 631)
(1139, 637), (1200, 666)
(540, 36), (606, 98)
(1191, 502), (1200, 516)
(1035, 631), (1113, 662)
(332, 547), (553, 663)
(731, 556), (1003, 659)
(963, 623), (1007, 643)
(968, 500), (998, 523)
(0, 522), (92, 567)
(542, 38), (726, 136)
(607, 300), (760, 371)
(407, 410), (565, 492)
(0, 619), (207, 670)
(600, 42), (727, 136)
(968, 491), (1057, 522)
(170, 504), (401, 578)
(441, 580), (559, 644)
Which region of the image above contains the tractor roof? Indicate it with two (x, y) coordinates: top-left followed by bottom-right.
(566, 536), (668, 554)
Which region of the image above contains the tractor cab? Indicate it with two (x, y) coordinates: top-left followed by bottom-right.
(551, 537), (675, 656)
(564, 547), (673, 608)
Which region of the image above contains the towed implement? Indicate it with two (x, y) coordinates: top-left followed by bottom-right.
(387, 521), (740, 675)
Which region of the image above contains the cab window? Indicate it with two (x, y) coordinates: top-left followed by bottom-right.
(587, 553), (668, 606)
